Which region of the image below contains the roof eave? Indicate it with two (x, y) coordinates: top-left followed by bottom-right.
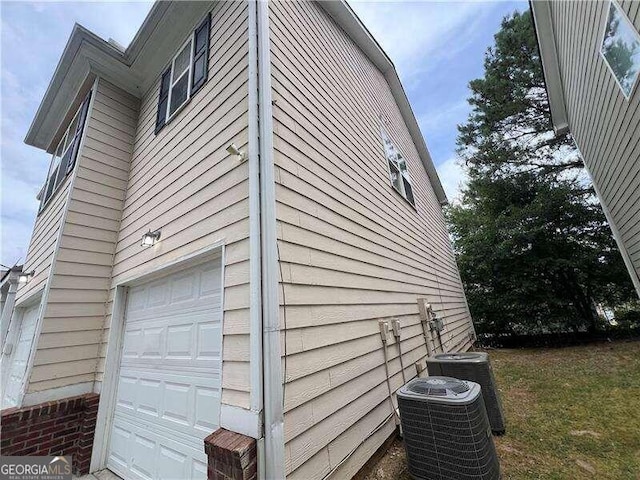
(24, 25), (140, 150)
(530, 0), (570, 137)
(319, 0), (448, 205)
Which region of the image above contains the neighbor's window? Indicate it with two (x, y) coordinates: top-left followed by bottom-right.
(381, 128), (415, 206)
(155, 13), (211, 133)
(601, 1), (640, 98)
(38, 93), (91, 213)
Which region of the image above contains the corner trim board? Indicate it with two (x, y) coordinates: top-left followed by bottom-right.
(256, 0), (286, 478)
(247, 0), (263, 418)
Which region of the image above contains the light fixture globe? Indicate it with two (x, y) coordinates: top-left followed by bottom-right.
(18, 271), (35, 283)
(141, 229), (161, 247)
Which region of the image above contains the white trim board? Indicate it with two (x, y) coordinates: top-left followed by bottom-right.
(22, 382), (94, 407)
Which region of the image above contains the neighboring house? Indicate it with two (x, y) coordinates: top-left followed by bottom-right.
(0, 1), (475, 479)
(532, 0), (640, 297)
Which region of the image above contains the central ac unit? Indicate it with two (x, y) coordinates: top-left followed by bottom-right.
(398, 377), (500, 480)
(426, 352), (506, 434)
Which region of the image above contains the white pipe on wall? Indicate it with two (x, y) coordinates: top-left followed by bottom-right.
(247, 0), (263, 422)
(256, 0), (286, 478)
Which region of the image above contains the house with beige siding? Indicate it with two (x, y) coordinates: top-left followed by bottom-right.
(532, 0), (640, 297)
(0, 1), (475, 478)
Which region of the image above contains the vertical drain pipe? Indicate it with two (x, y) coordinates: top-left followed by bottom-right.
(256, 0), (285, 478)
(379, 320), (400, 425)
(391, 318), (407, 385)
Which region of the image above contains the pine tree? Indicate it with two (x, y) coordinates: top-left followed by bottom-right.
(448, 10), (637, 337)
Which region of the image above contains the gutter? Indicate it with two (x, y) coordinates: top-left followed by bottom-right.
(529, 0), (570, 136)
(319, 0), (448, 205)
(256, 0), (286, 478)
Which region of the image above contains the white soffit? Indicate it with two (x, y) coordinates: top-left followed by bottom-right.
(25, 1), (207, 150)
(319, 0), (448, 205)
(27, 0), (448, 205)
(530, 0), (569, 136)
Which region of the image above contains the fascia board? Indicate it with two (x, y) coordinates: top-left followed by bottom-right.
(319, 0), (448, 205)
(530, 0), (570, 136)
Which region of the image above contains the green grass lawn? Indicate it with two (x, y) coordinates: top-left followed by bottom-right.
(363, 340), (640, 480)
(492, 340), (640, 479)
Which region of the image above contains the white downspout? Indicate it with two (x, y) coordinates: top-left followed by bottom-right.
(256, 0), (286, 478)
(248, 0), (263, 424)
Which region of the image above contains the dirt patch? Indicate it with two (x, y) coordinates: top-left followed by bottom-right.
(361, 439), (410, 480)
(575, 459), (596, 474)
(569, 430), (602, 438)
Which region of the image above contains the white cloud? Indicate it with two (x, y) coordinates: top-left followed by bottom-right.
(1, 2), (152, 266)
(437, 156), (468, 204)
(349, 1), (499, 84)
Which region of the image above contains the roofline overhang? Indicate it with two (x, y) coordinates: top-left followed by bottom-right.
(320, 1), (448, 205)
(26, 0), (448, 204)
(24, 2), (170, 150)
(530, 0), (570, 136)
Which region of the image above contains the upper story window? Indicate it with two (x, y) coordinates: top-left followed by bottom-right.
(601, 1), (640, 99)
(381, 128), (415, 207)
(38, 92), (91, 214)
(155, 13), (211, 134)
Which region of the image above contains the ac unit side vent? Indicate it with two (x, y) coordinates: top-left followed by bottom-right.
(427, 352), (506, 435)
(398, 377), (500, 480)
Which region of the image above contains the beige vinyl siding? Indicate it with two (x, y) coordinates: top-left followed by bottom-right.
(15, 179), (72, 304)
(26, 79), (139, 393)
(549, 0), (640, 287)
(269, 1), (474, 477)
(95, 0), (252, 410)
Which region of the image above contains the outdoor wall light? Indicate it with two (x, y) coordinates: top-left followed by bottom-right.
(18, 271), (35, 284)
(226, 143), (247, 161)
(141, 229), (161, 247)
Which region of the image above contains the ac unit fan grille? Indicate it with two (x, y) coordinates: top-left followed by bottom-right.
(407, 377), (470, 396)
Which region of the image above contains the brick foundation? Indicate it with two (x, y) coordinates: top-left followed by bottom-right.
(204, 428), (257, 480)
(0, 393), (99, 475)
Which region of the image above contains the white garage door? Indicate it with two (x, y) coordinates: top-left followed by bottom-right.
(107, 259), (222, 480)
(2, 302), (40, 408)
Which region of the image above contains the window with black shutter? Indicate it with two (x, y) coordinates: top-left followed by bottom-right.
(38, 92), (91, 214)
(192, 14), (210, 94)
(155, 12), (211, 134)
(155, 69), (171, 133)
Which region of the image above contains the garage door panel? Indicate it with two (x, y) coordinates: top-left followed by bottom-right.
(115, 368), (220, 434)
(125, 265), (222, 323)
(109, 417), (207, 480)
(2, 303), (40, 408)
(121, 312), (221, 368)
(108, 258), (222, 480)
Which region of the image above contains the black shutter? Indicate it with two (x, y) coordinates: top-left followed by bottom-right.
(155, 68), (172, 134)
(66, 91), (92, 175)
(191, 13), (211, 94)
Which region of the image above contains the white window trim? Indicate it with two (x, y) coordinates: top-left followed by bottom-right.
(599, 0), (640, 100)
(166, 36), (195, 123)
(381, 127), (416, 207)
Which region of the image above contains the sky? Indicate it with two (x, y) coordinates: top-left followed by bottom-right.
(0, 0), (527, 267)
